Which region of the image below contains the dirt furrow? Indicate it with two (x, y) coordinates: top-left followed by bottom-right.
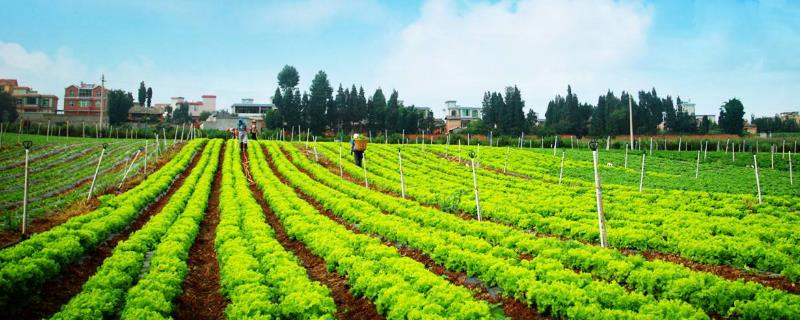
(250, 146), (383, 320)
(174, 144), (227, 320)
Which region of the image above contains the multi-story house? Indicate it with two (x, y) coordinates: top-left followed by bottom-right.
(0, 79), (59, 114)
(63, 82), (106, 116)
(444, 100), (481, 132)
(170, 95), (216, 117)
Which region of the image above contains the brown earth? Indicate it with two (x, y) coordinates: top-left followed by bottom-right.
(174, 144), (227, 320)
(249, 145), (383, 320)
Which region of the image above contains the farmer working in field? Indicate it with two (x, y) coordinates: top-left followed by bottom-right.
(238, 118), (248, 150)
(351, 133), (366, 167)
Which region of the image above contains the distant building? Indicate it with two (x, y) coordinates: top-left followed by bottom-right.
(63, 82), (106, 116)
(1, 79), (59, 114)
(231, 98), (274, 117)
(694, 114), (717, 124)
(678, 99), (696, 115)
(443, 100), (481, 132)
(170, 95), (216, 117)
(779, 111), (800, 123)
(128, 103), (164, 122)
(745, 124), (758, 135)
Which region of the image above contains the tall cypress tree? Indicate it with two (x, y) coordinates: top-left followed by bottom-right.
(137, 81), (147, 107)
(307, 71), (333, 135)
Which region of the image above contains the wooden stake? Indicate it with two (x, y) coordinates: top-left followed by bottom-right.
(754, 153), (762, 204)
(469, 151), (482, 221)
(639, 153), (646, 192)
(558, 150), (565, 184)
(21, 141), (32, 235)
(589, 141), (608, 248)
(398, 149), (405, 199)
(87, 144), (107, 200)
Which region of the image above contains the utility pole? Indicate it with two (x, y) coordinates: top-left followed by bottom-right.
(100, 74), (106, 129)
(628, 94), (634, 147)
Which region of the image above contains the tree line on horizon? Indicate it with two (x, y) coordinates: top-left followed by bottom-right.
(266, 65), (435, 136)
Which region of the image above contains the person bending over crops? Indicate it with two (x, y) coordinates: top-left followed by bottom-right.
(351, 133), (366, 167)
(238, 118), (248, 150)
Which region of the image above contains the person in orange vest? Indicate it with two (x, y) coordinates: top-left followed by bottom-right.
(351, 133), (365, 167)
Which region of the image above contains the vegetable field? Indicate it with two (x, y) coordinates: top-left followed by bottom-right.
(1, 137), (798, 319)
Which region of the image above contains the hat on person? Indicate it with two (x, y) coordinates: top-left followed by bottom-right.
(353, 133), (360, 139)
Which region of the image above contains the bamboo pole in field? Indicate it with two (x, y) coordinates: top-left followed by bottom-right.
(639, 153), (646, 192)
(398, 149), (405, 199)
(87, 144), (108, 200)
(21, 140), (32, 235)
(469, 151), (482, 221)
(754, 153), (762, 204)
(558, 150), (565, 184)
(589, 141), (608, 248)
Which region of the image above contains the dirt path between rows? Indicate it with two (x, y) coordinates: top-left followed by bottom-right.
(0, 145), (185, 249)
(0, 146), (204, 320)
(302, 145), (800, 294)
(252, 146), (383, 320)
(271, 145), (542, 319)
(174, 144), (227, 320)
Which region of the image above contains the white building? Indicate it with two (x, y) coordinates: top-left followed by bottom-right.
(170, 95), (216, 117)
(678, 99), (696, 115)
(443, 100), (482, 132)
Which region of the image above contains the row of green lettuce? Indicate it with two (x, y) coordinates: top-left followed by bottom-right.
(340, 142), (800, 281)
(0, 139), (205, 305)
(51, 139), (220, 319)
(306, 141), (800, 319)
(272, 141), (710, 319)
(248, 141), (505, 319)
(215, 140), (337, 318)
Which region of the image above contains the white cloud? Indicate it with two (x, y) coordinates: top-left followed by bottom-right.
(376, 0), (653, 117)
(0, 42), (88, 92)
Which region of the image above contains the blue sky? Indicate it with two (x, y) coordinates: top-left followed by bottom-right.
(1, 0), (798, 118)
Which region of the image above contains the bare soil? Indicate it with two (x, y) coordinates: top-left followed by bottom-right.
(0, 144), (204, 320)
(174, 144), (227, 320)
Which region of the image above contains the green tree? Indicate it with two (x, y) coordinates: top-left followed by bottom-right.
(172, 102), (191, 124)
(525, 109), (538, 129)
(384, 90), (400, 132)
(146, 87), (153, 107)
(367, 88), (386, 132)
(278, 65), (299, 88)
(719, 98), (745, 134)
(199, 111), (212, 121)
(0, 90), (18, 123)
(699, 116), (711, 134)
(307, 70), (332, 135)
(263, 109), (282, 129)
(137, 81), (146, 107)
(274, 65), (302, 128)
(108, 89), (134, 125)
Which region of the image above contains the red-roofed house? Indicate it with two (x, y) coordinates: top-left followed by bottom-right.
(63, 82), (106, 116)
(1, 79), (59, 114)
